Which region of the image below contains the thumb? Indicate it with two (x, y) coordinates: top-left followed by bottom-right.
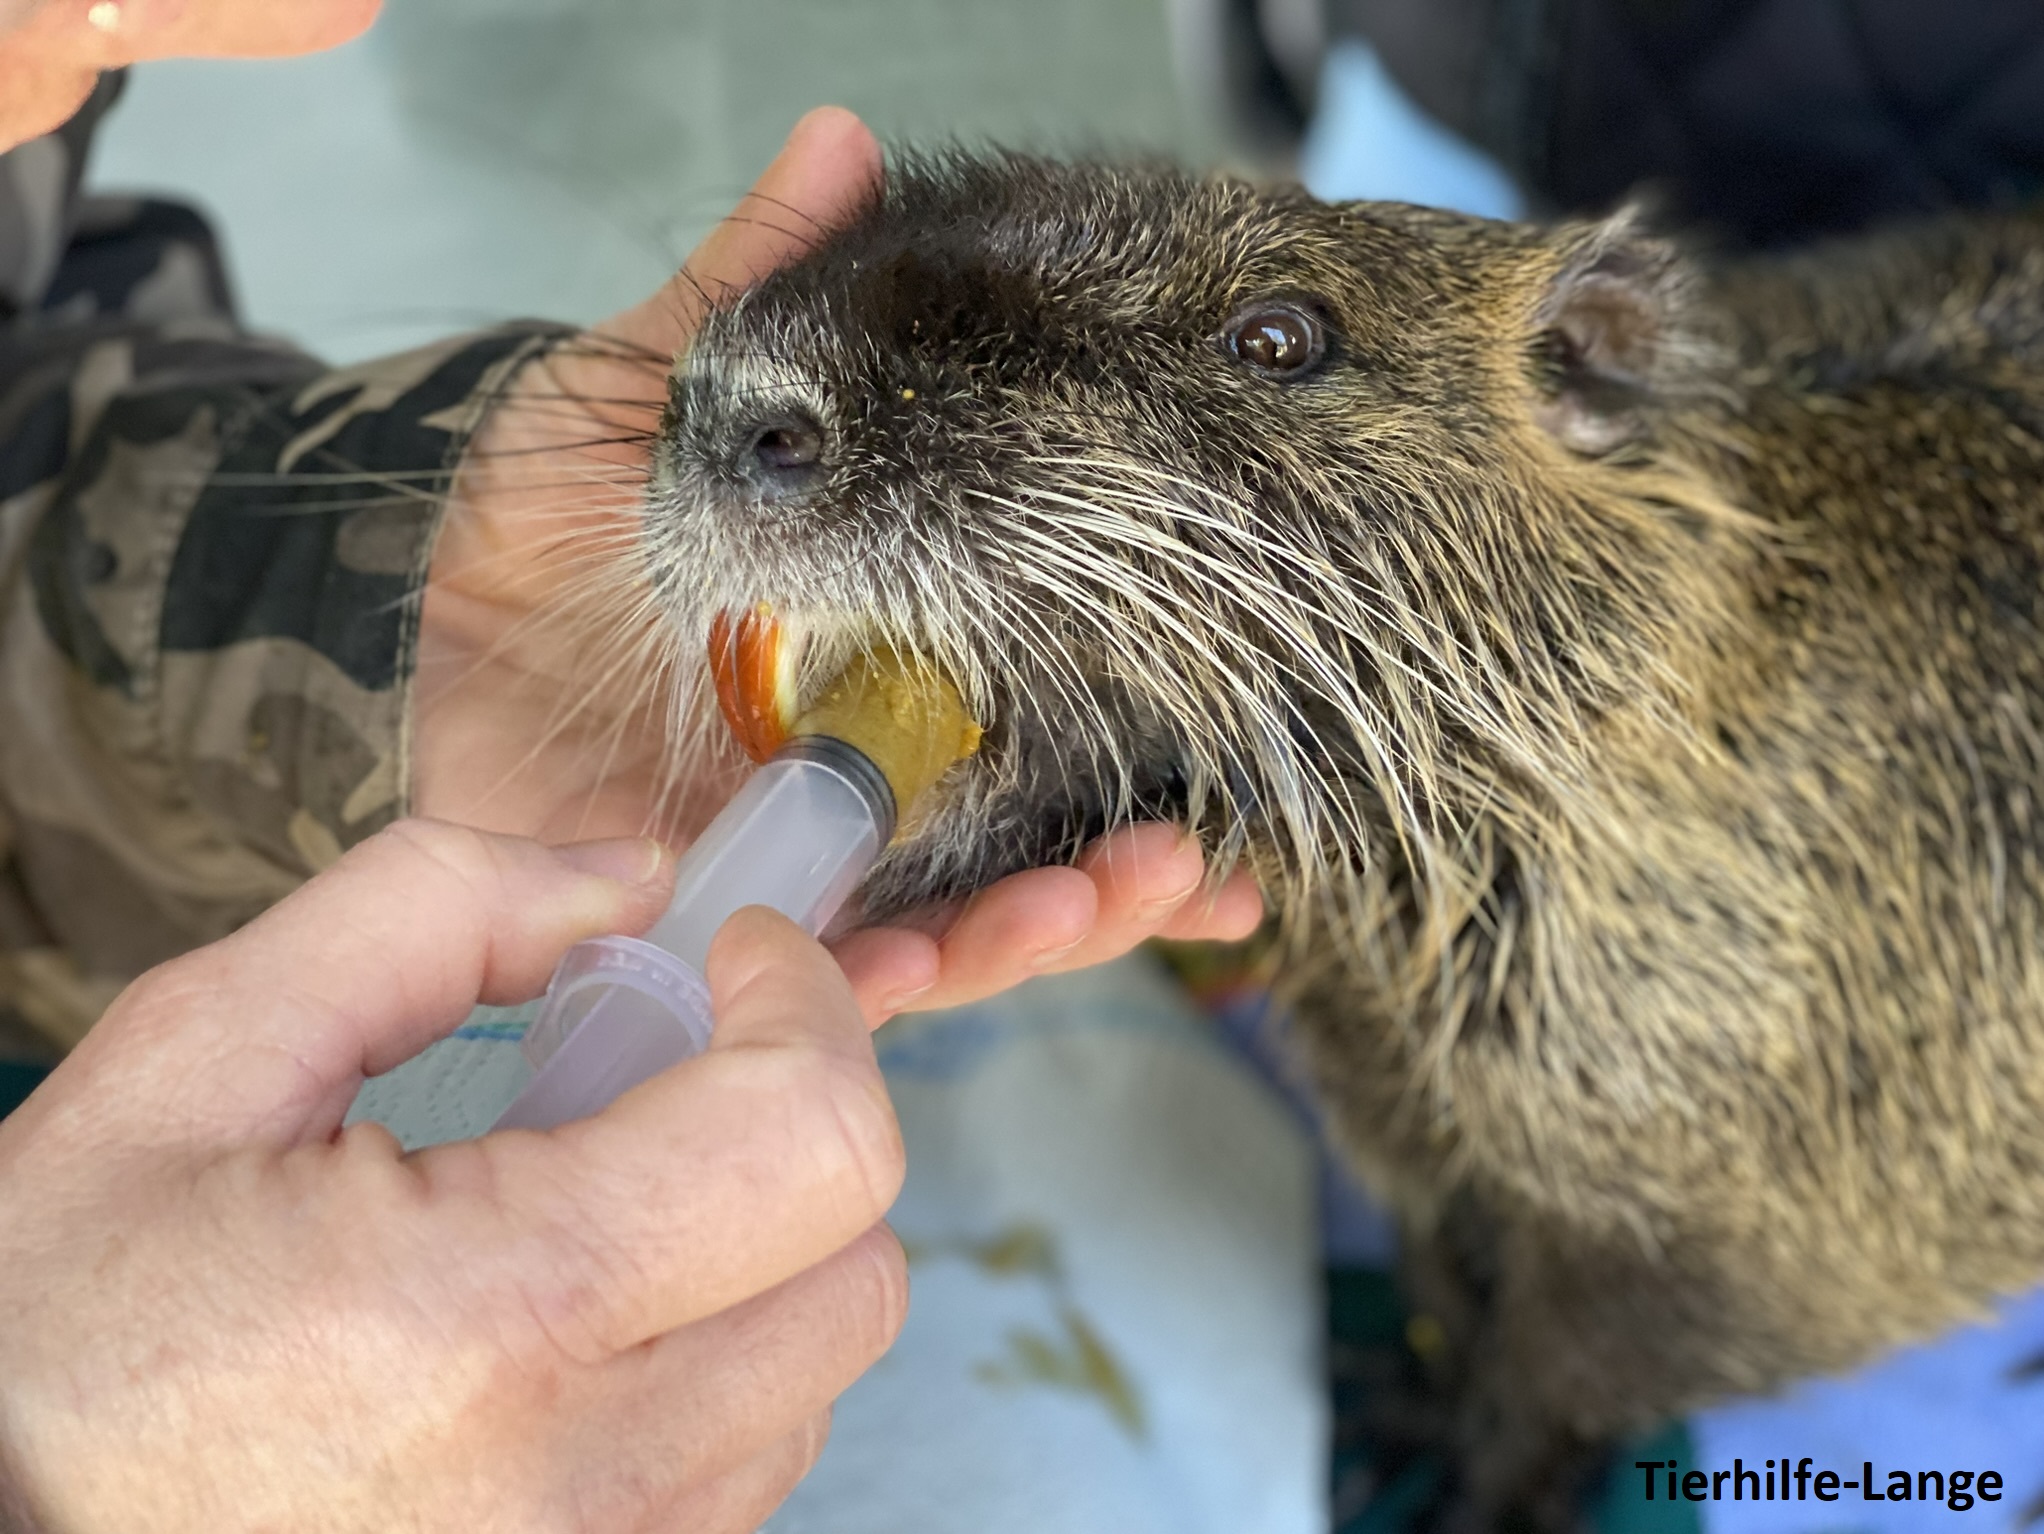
(447, 907), (904, 1356)
(106, 0), (381, 61)
(598, 105), (884, 360)
(49, 820), (674, 1150)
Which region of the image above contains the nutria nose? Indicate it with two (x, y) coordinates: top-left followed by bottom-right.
(739, 411), (826, 497)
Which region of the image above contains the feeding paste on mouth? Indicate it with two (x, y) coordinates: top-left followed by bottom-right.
(709, 604), (982, 824)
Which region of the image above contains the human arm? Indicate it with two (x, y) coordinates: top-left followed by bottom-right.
(0, 817), (904, 1533)
(0, 0), (380, 151)
(415, 106), (1264, 1022)
(0, 101), (1258, 1057)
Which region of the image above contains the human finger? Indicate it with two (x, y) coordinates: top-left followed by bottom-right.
(0, 4), (106, 147)
(842, 825), (1207, 1019)
(445, 907), (904, 1357)
(830, 923), (943, 1028)
(0, 0), (379, 152)
(599, 105), (883, 358)
(894, 826), (1196, 1010)
(1025, 822), (1205, 975)
(108, 0), (380, 60)
(1153, 865), (1266, 942)
(57, 822), (674, 1148)
(629, 1411), (835, 1534)
(875, 865), (1100, 1017)
(558, 1225), (903, 1520)
(429, 107), (884, 629)
(833, 827), (1256, 1022)
(1019, 824), (1265, 962)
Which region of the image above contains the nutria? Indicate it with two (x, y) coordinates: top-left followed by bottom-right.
(640, 154), (2044, 1528)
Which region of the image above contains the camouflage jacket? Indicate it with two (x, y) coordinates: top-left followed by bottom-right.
(0, 78), (565, 1057)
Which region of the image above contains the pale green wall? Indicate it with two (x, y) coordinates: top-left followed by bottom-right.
(93, 0), (1211, 361)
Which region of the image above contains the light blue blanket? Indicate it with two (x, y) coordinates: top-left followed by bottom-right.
(351, 956), (1330, 1534)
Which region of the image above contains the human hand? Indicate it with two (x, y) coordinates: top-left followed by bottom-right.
(0, 0), (380, 151)
(416, 107), (1263, 1019)
(0, 819), (906, 1534)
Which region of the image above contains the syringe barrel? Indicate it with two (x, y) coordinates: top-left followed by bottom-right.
(642, 738), (892, 972)
(493, 743), (890, 1131)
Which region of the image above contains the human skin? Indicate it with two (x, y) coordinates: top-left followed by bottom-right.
(0, 0), (1262, 995)
(414, 105), (1266, 1015)
(0, 41), (1265, 1529)
(0, 820), (917, 1532)
(0, 0), (383, 149)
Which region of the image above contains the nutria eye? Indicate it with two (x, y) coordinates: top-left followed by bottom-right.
(1223, 302), (1325, 376)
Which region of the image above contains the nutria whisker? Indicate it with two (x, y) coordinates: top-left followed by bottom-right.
(621, 149), (2044, 1524)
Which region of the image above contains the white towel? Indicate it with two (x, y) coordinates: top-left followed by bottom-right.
(349, 953), (1328, 1534)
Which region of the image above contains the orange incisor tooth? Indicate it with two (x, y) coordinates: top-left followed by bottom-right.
(709, 604), (794, 762)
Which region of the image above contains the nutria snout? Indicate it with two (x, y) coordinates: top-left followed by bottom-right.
(645, 151), (2044, 1526)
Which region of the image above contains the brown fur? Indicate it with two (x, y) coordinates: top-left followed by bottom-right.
(642, 155), (2044, 1527)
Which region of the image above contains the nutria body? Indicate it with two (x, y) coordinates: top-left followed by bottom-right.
(646, 156), (2044, 1527)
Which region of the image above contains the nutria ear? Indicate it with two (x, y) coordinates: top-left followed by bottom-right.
(1529, 216), (1693, 456)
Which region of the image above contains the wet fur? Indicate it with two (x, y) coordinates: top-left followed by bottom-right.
(645, 155), (2044, 1527)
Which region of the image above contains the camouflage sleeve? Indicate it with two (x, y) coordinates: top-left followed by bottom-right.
(0, 93), (572, 1055)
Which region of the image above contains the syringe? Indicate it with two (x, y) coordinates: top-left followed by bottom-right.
(493, 631), (980, 1131)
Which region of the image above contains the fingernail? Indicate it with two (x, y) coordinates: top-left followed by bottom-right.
(1028, 937), (1086, 972)
(1137, 881), (1201, 921)
(554, 837), (668, 886)
(879, 983), (934, 1016)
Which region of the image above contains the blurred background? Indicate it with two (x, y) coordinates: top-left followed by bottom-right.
(90, 0), (2044, 362)
(87, 0), (1522, 361)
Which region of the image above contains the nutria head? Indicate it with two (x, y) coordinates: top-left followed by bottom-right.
(647, 152), (1754, 936)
